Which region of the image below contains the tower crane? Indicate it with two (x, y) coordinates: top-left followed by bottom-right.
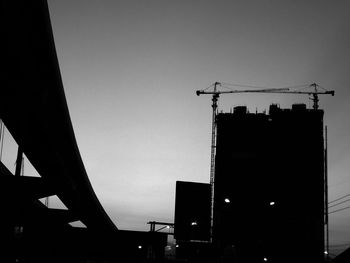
(196, 81), (334, 242)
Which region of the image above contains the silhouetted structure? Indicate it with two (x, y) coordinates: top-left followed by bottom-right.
(213, 104), (325, 263)
(174, 181), (211, 241)
(174, 181), (214, 262)
(1, 1), (167, 262)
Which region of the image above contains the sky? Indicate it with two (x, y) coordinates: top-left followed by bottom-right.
(1, 0), (350, 257)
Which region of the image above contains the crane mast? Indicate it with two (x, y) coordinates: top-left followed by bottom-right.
(208, 82), (219, 242)
(196, 81), (334, 243)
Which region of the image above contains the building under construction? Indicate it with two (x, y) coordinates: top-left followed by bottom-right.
(175, 103), (326, 262)
(213, 103), (325, 262)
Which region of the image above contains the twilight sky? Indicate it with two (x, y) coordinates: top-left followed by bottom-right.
(2, 0), (350, 257)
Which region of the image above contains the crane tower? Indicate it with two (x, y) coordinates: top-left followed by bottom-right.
(196, 82), (334, 242)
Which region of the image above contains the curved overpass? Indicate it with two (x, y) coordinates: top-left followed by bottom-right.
(1, 0), (117, 234)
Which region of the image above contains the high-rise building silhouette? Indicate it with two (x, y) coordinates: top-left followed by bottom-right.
(213, 104), (325, 263)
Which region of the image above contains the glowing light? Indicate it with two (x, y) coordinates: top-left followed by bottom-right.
(138, 245), (142, 249)
(191, 221), (198, 226)
(166, 225), (170, 229)
(224, 198), (231, 203)
(324, 251), (328, 255)
(263, 257), (268, 261)
(269, 201), (275, 206)
(176, 244), (179, 248)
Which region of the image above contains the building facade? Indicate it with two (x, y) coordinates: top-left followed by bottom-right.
(213, 104), (325, 263)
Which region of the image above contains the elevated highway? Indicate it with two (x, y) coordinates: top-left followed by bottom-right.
(1, 0), (117, 234)
(1, 2), (168, 262)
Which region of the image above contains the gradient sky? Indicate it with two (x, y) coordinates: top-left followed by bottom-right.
(1, 0), (350, 256)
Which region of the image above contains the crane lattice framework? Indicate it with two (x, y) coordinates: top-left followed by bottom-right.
(196, 81), (335, 242)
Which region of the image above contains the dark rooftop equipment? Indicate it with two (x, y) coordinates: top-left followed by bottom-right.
(233, 106), (248, 115)
(292, 103), (307, 111)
